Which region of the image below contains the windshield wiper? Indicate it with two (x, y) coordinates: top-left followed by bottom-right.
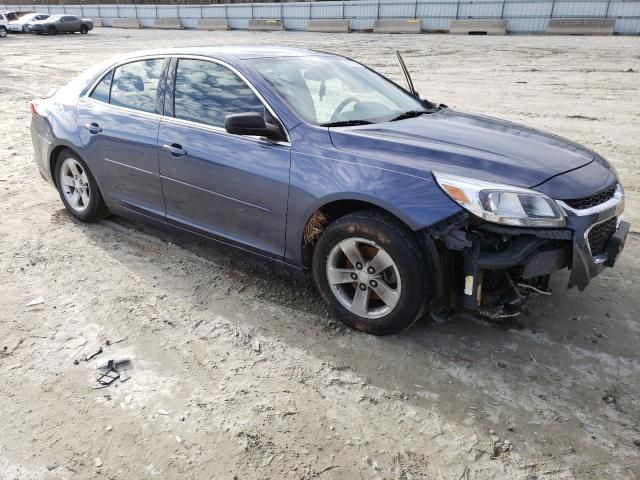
(389, 110), (431, 122)
(321, 120), (374, 127)
(389, 110), (430, 122)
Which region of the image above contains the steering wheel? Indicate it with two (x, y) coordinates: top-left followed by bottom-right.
(329, 96), (361, 123)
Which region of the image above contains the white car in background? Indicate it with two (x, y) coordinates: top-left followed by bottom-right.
(9, 12), (50, 33)
(0, 12), (9, 38)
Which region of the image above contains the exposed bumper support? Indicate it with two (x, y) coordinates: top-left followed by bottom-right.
(430, 185), (629, 313)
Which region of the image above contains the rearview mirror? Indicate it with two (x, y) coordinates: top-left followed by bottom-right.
(225, 112), (284, 141)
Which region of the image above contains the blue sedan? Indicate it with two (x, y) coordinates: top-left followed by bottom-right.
(30, 47), (629, 334)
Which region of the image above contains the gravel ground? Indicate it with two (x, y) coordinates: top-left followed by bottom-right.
(1, 29), (639, 480)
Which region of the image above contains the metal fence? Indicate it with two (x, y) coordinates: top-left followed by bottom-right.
(2, 0), (639, 33)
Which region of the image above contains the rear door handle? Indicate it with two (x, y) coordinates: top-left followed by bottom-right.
(162, 143), (187, 157)
(85, 123), (102, 134)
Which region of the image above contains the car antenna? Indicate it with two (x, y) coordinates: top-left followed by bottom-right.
(395, 50), (418, 98)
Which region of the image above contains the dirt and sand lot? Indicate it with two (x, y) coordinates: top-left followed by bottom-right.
(1, 28), (639, 479)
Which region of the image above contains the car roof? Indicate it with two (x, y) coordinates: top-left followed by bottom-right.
(116, 46), (331, 61)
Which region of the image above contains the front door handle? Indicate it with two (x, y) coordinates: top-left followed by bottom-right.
(162, 143), (187, 157)
(85, 122), (102, 134)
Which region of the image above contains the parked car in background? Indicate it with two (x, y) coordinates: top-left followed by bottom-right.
(0, 12), (10, 38)
(29, 47), (629, 335)
(9, 12), (49, 32)
(29, 15), (93, 35)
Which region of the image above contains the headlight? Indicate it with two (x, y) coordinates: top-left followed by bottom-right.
(434, 172), (566, 228)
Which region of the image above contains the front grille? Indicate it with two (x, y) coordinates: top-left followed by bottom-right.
(563, 185), (617, 210)
(588, 217), (617, 256)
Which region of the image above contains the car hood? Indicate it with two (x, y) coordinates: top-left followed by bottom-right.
(329, 108), (594, 189)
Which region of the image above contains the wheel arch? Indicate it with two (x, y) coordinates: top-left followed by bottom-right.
(299, 195), (419, 269)
(49, 145), (74, 186)
(48, 144), (101, 193)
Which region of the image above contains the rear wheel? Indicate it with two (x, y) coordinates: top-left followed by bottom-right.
(0, 27), (7, 38)
(80, 25), (89, 34)
(54, 150), (108, 222)
(312, 210), (433, 335)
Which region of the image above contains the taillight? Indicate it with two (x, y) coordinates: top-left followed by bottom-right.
(30, 100), (39, 114)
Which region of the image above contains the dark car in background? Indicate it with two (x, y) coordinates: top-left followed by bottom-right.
(29, 47), (629, 334)
(29, 14), (93, 35)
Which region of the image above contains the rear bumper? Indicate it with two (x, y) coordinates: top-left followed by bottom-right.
(30, 114), (56, 185)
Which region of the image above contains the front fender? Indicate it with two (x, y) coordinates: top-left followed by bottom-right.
(284, 124), (462, 266)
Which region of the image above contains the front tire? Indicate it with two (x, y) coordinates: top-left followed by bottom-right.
(0, 27), (7, 38)
(80, 25), (89, 34)
(312, 210), (433, 335)
(47, 26), (57, 35)
(54, 150), (108, 222)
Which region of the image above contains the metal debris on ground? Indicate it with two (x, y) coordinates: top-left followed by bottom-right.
(94, 358), (132, 388)
(96, 368), (119, 386)
(25, 296), (44, 307)
(85, 347), (103, 362)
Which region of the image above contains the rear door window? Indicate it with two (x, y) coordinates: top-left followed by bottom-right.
(173, 59), (264, 128)
(110, 59), (164, 114)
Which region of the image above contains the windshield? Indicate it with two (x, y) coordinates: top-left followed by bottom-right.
(249, 55), (425, 126)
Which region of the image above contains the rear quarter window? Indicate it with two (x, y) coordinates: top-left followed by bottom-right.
(109, 59), (164, 114)
(89, 70), (114, 104)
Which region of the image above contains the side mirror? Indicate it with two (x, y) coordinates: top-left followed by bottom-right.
(224, 112), (284, 141)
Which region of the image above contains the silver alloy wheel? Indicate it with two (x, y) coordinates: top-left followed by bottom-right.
(0, 28), (7, 38)
(326, 237), (402, 319)
(60, 158), (91, 213)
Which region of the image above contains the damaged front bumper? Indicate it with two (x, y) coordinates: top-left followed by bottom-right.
(429, 185), (630, 315)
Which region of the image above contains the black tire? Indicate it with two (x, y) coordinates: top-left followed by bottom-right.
(0, 27), (7, 38)
(54, 149), (109, 222)
(80, 25), (89, 34)
(47, 26), (57, 35)
(312, 210), (433, 335)
(22, 25), (28, 33)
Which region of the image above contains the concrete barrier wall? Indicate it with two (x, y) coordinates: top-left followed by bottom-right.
(373, 19), (421, 33)
(248, 19), (284, 31)
(4, 1), (639, 35)
(307, 19), (350, 33)
(546, 18), (615, 35)
(112, 18), (141, 29)
(154, 18), (183, 30)
(196, 19), (229, 31)
(450, 19), (507, 35)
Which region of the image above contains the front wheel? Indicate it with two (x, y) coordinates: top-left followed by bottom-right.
(312, 210), (433, 335)
(0, 27), (7, 38)
(47, 26), (57, 35)
(80, 25), (88, 34)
